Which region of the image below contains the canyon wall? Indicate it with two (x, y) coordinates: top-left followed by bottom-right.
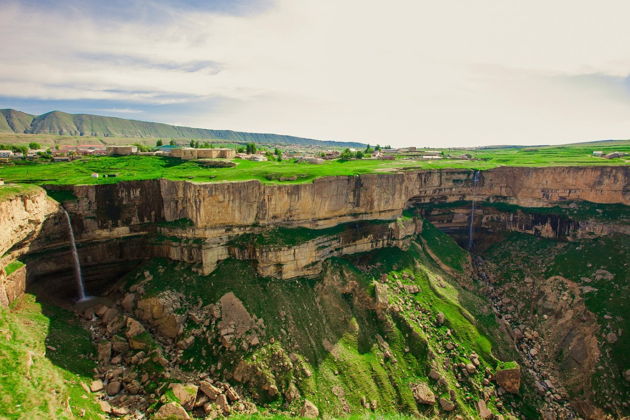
(2, 165), (627, 303)
(0, 186), (59, 305)
(158, 166), (629, 230)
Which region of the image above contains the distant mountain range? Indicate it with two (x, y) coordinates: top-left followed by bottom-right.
(0, 109), (366, 148)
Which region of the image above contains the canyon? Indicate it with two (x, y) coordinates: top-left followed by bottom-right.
(5, 166), (627, 290)
(1, 165), (628, 419)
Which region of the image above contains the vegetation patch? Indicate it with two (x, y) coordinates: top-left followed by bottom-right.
(419, 220), (468, 272)
(4, 260), (25, 276)
(0, 295), (101, 419)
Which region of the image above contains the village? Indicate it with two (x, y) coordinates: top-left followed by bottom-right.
(0, 142), (456, 164)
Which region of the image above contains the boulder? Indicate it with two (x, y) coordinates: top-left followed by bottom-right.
(154, 402), (191, 419)
(299, 400), (320, 418)
(436, 312), (445, 326)
(111, 336), (130, 354)
(199, 380), (222, 400)
(284, 383), (301, 403)
(125, 317), (145, 338)
(216, 394), (230, 415)
(169, 383), (198, 410)
(495, 365), (521, 394)
(226, 386), (240, 402)
(428, 368), (442, 381)
(439, 397), (455, 411)
(624, 369), (630, 383)
(121, 293), (135, 312)
(102, 307), (120, 324)
(128, 335), (149, 350)
(97, 341), (112, 364)
(136, 297), (182, 338)
(218, 292), (256, 336)
(98, 400), (112, 413)
(411, 382), (436, 405)
(106, 380), (121, 396)
(90, 379), (104, 392)
(111, 406), (129, 416)
(476, 399), (492, 419)
(465, 363), (476, 374)
(374, 283), (389, 309)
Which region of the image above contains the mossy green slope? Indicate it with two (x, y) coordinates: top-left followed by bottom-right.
(123, 234), (521, 418)
(0, 295), (101, 419)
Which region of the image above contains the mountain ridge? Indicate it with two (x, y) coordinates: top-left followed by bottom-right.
(0, 109), (366, 148)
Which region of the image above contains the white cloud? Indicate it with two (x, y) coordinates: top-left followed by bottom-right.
(96, 108), (143, 114)
(2, 0), (630, 146)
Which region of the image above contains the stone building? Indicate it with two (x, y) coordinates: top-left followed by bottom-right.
(106, 145), (138, 156)
(170, 148), (235, 160)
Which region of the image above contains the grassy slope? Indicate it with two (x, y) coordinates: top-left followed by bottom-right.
(419, 220), (469, 272)
(0, 295), (101, 419)
(123, 231), (521, 418)
(0, 110), (34, 133)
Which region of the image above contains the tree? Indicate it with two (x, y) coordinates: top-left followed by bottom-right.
(355, 150), (364, 159)
(156, 139), (163, 147)
(245, 143), (257, 154)
(134, 143), (151, 152)
(28, 142), (41, 150)
(375, 144), (381, 151)
(339, 148), (354, 160)
(16, 145), (28, 157)
(237, 146), (246, 153)
(169, 139), (176, 146)
(364, 144), (373, 153)
(274, 148), (282, 161)
(190, 139), (196, 148)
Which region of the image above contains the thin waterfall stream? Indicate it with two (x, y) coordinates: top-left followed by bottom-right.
(62, 209), (87, 301)
(467, 170), (480, 250)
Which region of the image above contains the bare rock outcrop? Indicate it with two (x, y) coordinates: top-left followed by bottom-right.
(495, 365), (521, 394)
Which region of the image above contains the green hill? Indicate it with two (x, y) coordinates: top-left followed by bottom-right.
(0, 109), (34, 133)
(0, 109), (366, 148)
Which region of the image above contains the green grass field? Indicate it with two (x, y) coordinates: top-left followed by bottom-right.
(0, 295), (101, 419)
(0, 139), (628, 186)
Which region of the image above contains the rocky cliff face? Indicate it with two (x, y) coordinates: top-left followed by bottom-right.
(5, 166), (628, 302)
(0, 186), (58, 305)
(159, 166), (629, 230)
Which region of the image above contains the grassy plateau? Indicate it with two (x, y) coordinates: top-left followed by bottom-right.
(0, 140), (628, 186)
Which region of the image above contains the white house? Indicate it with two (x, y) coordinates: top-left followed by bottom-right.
(0, 150), (13, 158)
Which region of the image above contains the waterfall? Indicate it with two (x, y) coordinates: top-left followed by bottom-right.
(467, 170), (480, 251)
(62, 209), (87, 301)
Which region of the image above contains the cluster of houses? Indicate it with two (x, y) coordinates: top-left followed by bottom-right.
(1, 141), (463, 166)
(0, 147), (53, 160)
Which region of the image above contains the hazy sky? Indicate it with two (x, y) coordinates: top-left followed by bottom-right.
(2, 0), (630, 147)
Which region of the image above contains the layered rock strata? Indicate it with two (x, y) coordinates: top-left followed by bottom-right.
(4, 166), (629, 302)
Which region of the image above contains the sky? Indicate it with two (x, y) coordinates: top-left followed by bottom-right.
(2, 0), (630, 147)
